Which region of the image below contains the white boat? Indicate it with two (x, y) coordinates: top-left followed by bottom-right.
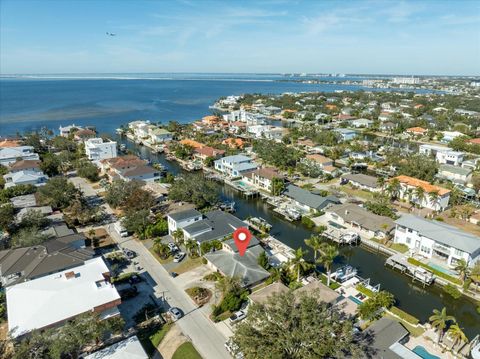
(340, 232), (360, 244)
(330, 265), (358, 283)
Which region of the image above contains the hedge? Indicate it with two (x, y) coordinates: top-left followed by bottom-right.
(389, 306), (420, 325)
(407, 258), (462, 285)
(111, 272), (137, 283)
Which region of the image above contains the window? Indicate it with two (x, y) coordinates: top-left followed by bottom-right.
(406, 237), (411, 244)
(454, 248), (463, 257)
(421, 246), (430, 254)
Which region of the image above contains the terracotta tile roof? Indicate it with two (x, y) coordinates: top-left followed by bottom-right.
(180, 139), (204, 149)
(392, 175), (450, 195)
(297, 139), (316, 147)
(335, 114), (356, 121)
(406, 127), (428, 134)
(0, 139), (21, 148)
(194, 146), (225, 157)
(306, 154), (332, 164)
(467, 138), (480, 145)
(322, 165), (337, 173)
(202, 115), (220, 124)
(230, 121), (246, 127)
(102, 155), (145, 169)
(222, 138), (244, 148)
(9, 160), (41, 171)
(74, 129), (96, 138)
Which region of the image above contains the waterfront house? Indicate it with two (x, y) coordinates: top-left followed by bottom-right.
(204, 237), (270, 288)
(214, 154), (257, 177)
(325, 203), (395, 239)
(341, 173), (382, 192)
(283, 184), (341, 212)
(394, 214), (480, 267)
(334, 128), (357, 141)
(167, 209), (203, 235)
(100, 155), (160, 182)
(128, 120), (150, 139)
(367, 318), (418, 359)
(3, 170), (48, 188)
(73, 128), (96, 142)
(6, 257), (121, 338)
(0, 146), (39, 166)
(85, 138), (118, 162)
(100, 155), (145, 174)
(437, 164), (472, 184)
(59, 124), (82, 137)
(193, 146), (225, 161)
(84, 336), (148, 359)
(418, 144), (464, 166)
(391, 175), (450, 211)
(117, 165), (161, 182)
(0, 233), (93, 286)
(243, 167), (283, 193)
(148, 127), (173, 143)
(181, 210), (245, 243)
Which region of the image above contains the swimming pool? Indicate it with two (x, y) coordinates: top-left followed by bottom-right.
(427, 262), (456, 276)
(348, 295), (363, 305)
(413, 345), (440, 359)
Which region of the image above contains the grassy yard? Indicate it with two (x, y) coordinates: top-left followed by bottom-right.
(174, 256), (204, 274)
(149, 248), (173, 264)
(172, 342), (203, 359)
(384, 313), (425, 337)
(337, 186), (375, 201)
(138, 323), (172, 356)
(389, 243), (409, 253)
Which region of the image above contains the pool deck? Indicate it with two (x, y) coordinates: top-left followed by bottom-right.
(405, 329), (460, 359)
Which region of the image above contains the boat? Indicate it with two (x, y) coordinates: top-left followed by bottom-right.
(330, 265), (358, 283)
(219, 201), (235, 213)
(119, 144), (127, 152)
(340, 232), (360, 245)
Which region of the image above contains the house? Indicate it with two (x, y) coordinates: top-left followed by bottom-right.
(148, 127), (173, 143)
(0, 146), (39, 166)
(406, 127), (428, 137)
(462, 158), (479, 171)
(283, 184), (341, 212)
(325, 203), (395, 239)
(300, 154), (339, 177)
(334, 114), (356, 122)
(167, 209), (203, 235)
(128, 120), (150, 139)
(441, 131), (465, 143)
(378, 112), (392, 122)
(214, 155), (257, 177)
(181, 210), (246, 244)
(85, 138), (118, 161)
(394, 214), (480, 267)
(222, 138), (244, 149)
(100, 156), (160, 182)
(391, 175), (450, 211)
(0, 138), (21, 148)
(6, 257), (121, 338)
(59, 124), (82, 137)
(10, 194), (38, 209)
(380, 122), (396, 132)
(244, 167), (283, 193)
(437, 164), (472, 184)
(350, 118), (374, 128)
(8, 159), (42, 173)
(341, 173), (381, 192)
(84, 336), (148, 359)
(334, 128), (357, 141)
(0, 233), (94, 286)
(467, 138), (480, 145)
(193, 146), (225, 161)
(73, 129), (96, 142)
(3, 170), (48, 188)
(228, 121), (247, 134)
(179, 139), (203, 149)
(248, 282), (289, 305)
(117, 165), (161, 182)
(367, 318), (418, 359)
(419, 144), (464, 166)
(204, 237), (270, 287)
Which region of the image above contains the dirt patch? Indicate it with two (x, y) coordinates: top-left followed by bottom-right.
(157, 323), (187, 359)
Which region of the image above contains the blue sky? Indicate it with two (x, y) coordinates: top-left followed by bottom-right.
(1, 0), (479, 75)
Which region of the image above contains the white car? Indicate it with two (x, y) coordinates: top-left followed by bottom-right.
(168, 307), (182, 321)
(225, 339), (244, 358)
(168, 242), (179, 252)
(173, 252), (186, 263)
(229, 310), (246, 324)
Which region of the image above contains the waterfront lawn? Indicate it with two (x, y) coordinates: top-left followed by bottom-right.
(319, 274), (341, 290)
(174, 257), (203, 274)
(384, 313), (425, 337)
(172, 342), (202, 359)
(389, 243), (409, 253)
(407, 258), (462, 285)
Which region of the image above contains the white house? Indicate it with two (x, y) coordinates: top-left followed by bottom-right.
(214, 155), (257, 177)
(0, 146), (39, 166)
(84, 336), (148, 359)
(6, 257), (121, 338)
(350, 118), (374, 128)
(436, 150), (464, 166)
(4, 170), (49, 188)
(392, 175), (451, 211)
(438, 164), (473, 184)
(85, 138), (118, 161)
(394, 215), (480, 268)
(128, 120), (151, 139)
(167, 209), (203, 235)
(148, 127), (173, 143)
(441, 131), (465, 143)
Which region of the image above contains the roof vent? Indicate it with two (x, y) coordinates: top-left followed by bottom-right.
(65, 271), (76, 279)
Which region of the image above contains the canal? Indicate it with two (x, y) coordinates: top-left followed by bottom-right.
(121, 138), (480, 339)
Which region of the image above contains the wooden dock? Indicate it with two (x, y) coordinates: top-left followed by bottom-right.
(385, 253), (435, 286)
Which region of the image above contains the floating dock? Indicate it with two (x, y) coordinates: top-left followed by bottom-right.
(385, 253), (435, 286)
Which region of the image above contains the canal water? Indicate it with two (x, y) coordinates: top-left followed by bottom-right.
(121, 138), (480, 339)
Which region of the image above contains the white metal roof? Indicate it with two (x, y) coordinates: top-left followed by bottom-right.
(84, 336), (148, 359)
(7, 257), (120, 338)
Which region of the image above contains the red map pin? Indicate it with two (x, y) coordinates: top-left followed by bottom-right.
(233, 227), (252, 256)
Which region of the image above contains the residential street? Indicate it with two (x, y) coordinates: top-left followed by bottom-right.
(70, 176), (231, 359)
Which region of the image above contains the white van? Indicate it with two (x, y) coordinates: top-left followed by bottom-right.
(114, 221), (129, 237)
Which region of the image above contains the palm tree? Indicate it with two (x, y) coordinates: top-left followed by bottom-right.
(471, 261), (480, 292)
(374, 290), (395, 308)
(289, 248), (310, 282)
(376, 176), (385, 189)
(387, 178), (401, 200)
(447, 324), (468, 352)
(215, 275), (241, 296)
(153, 242), (170, 259)
(454, 259), (470, 284)
(304, 235), (324, 260)
(172, 229), (184, 246)
(185, 239), (199, 257)
(317, 244), (338, 287)
(414, 186), (426, 208)
(429, 190), (440, 210)
(429, 307), (456, 344)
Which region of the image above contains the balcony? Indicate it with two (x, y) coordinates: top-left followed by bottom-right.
(432, 243), (451, 255)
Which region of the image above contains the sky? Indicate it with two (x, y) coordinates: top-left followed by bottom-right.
(1, 0), (479, 75)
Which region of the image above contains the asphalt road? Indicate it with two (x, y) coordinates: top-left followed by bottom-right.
(70, 176), (231, 359)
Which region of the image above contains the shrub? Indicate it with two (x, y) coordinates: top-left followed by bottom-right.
(301, 216), (315, 229)
(201, 258), (208, 265)
(111, 272), (137, 283)
(443, 284), (462, 299)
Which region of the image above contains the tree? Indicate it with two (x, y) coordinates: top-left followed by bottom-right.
(454, 259), (470, 284)
(471, 261), (480, 292)
(172, 229), (184, 245)
(18, 209), (51, 230)
(76, 160), (100, 182)
(145, 218), (168, 238)
(447, 324), (468, 352)
(288, 248), (310, 282)
(233, 291), (373, 359)
(215, 275), (242, 296)
(153, 241), (170, 259)
(63, 197), (103, 226)
(105, 180), (154, 211)
(304, 235), (323, 260)
(429, 190), (440, 209)
(168, 173), (219, 209)
(429, 307), (456, 344)
(185, 239), (199, 256)
(39, 153), (61, 177)
(38, 177), (79, 209)
(318, 244), (338, 287)
(257, 251), (270, 270)
(357, 290), (395, 321)
(0, 203), (15, 232)
(414, 186), (426, 207)
(12, 227), (49, 248)
(122, 209), (151, 239)
(271, 177), (285, 196)
(386, 178), (401, 200)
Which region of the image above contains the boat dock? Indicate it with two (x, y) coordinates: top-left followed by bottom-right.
(259, 235), (295, 266)
(224, 178), (259, 197)
(385, 253), (435, 286)
(245, 217), (272, 233)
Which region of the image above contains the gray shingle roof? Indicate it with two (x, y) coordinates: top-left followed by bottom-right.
(329, 203), (395, 233)
(366, 318), (411, 359)
(342, 173), (379, 188)
(395, 214), (480, 254)
(168, 209), (201, 222)
(184, 210), (246, 243)
(284, 184), (340, 210)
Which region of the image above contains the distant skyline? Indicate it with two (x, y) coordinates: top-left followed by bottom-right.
(1, 0), (479, 76)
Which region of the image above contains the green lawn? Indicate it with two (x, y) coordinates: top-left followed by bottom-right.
(138, 323), (172, 356)
(172, 342), (203, 359)
(383, 313), (425, 337)
(174, 256), (204, 274)
(337, 186), (375, 201)
(389, 243), (409, 253)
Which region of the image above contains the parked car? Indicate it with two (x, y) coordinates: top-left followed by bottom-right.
(168, 307), (182, 320)
(225, 339), (244, 358)
(123, 249), (136, 259)
(229, 310), (246, 324)
(128, 274), (142, 284)
(173, 252), (186, 263)
(168, 242), (179, 252)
